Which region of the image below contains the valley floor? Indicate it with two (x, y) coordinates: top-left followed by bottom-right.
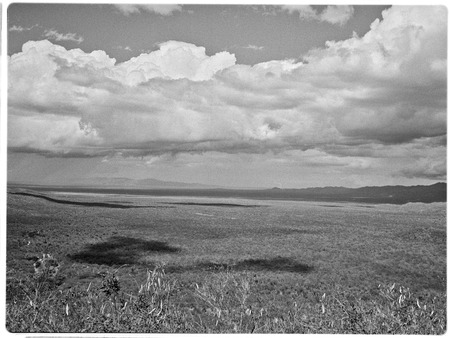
(5, 189), (446, 333)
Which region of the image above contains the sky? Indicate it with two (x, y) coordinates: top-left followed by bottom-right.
(6, 3), (448, 188)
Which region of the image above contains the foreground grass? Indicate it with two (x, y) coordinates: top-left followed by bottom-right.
(6, 263), (446, 334)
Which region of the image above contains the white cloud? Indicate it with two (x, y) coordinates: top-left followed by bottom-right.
(115, 40), (236, 84)
(9, 24), (39, 32)
(281, 5), (316, 19)
(8, 6), (447, 181)
(115, 45), (133, 52)
(319, 5), (355, 25)
(113, 4), (182, 16)
(243, 44), (265, 51)
(8, 113), (102, 156)
(281, 5), (355, 25)
(9, 25), (26, 32)
(43, 29), (84, 44)
(301, 5), (447, 143)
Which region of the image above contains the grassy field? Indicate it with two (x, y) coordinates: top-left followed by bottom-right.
(6, 188), (446, 333)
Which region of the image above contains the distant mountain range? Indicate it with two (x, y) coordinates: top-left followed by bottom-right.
(69, 177), (224, 189)
(9, 176), (224, 190)
(9, 180), (446, 204)
(264, 182), (446, 204)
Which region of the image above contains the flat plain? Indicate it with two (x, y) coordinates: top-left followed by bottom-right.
(6, 187), (447, 333)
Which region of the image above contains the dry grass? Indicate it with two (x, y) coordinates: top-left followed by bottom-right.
(6, 191), (447, 333)
(6, 262), (446, 333)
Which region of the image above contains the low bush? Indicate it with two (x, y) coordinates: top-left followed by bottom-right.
(6, 255), (446, 334)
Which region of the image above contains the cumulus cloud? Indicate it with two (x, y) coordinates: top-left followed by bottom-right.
(7, 6), (447, 180)
(281, 5), (355, 25)
(43, 29), (84, 44)
(113, 4), (182, 16)
(301, 6), (447, 144)
(115, 40), (236, 84)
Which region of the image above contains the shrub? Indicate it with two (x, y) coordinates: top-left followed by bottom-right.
(34, 254), (60, 279)
(5, 259), (446, 334)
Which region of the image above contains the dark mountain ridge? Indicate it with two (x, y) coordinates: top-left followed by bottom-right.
(263, 182), (446, 204)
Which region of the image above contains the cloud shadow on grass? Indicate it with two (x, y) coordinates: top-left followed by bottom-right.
(163, 202), (264, 208)
(10, 192), (165, 209)
(68, 236), (180, 266)
(169, 257), (313, 274)
(236, 257), (313, 273)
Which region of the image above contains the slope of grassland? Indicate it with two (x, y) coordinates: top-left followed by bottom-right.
(6, 190), (446, 333)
